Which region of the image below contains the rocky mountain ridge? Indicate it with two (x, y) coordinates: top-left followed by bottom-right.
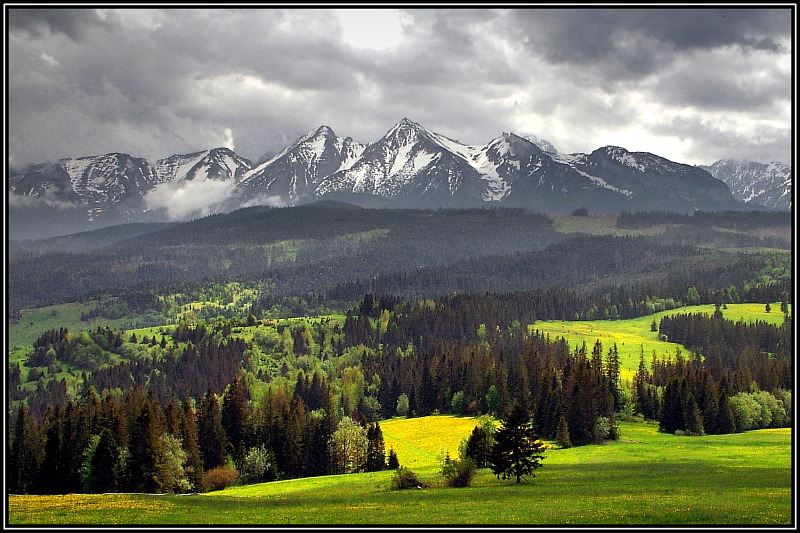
(9, 119), (782, 240)
(700, 159), (792, 210)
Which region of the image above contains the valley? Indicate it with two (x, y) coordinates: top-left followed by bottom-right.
(5, 205), (793, 526)
(8, 416), (792, 525)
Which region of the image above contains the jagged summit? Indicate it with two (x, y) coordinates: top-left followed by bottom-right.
(10, 118), (772, 239)
(701, 159), (792, 210)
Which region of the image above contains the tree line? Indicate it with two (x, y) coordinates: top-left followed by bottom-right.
(616, 210), (791, 231)
(8, 289), (792, 495)
(8, 372), (398, 495)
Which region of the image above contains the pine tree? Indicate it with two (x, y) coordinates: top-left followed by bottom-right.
(180, 399), (205, 492)
(197, 389), (228, 470)
(463, 423), (493, 467)
(387, 448), (400, 469)
(221, 376), (250, 468)
(365, 422), (387, 472)
(555, 415), (572, 449)
(488, 403), (547, 483)
(9, 404), (42, 494)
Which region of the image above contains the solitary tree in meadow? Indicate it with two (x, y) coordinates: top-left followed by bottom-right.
(488, 402), (547, 484)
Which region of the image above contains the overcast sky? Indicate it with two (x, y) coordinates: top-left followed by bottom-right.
(6, 6), (794, 171)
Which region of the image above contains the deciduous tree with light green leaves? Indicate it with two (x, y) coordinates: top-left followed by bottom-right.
(329, 417), (368, 474)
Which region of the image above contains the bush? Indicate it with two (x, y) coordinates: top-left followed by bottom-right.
(774, 389), (792, 424)
(441, 456), (476, 488)
(389, 467), (426, 490)
(239, 445), (276, 484)
(729, 393), (762, 432)
(751, 390), (786, 428)
(202, 467), (239, 492)
(593, 416), (618, 443)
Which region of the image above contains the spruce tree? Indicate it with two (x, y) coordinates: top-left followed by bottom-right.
(464, 424), (493, 467)
(197, 389), (228, 470)
(365, 422), (387, 472)
(90, 428), (123, 493)
(38, 405), (64, 494)
(180, 399), (205, 492)
(716, 393), (737, 434)
(684, 395), (705, 435)
(555, 415), (572, 449)
(221, 376), (250, 468)
(9, 404), (42, 494)
(488, 403), (547, 484)
(659, 378), (684, 434)
(606, 343), (621, 411)
(124, 399), (165, 493)
(387, 449), (400, 470)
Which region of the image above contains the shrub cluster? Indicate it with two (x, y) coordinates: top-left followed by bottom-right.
(390, 467), (426, 490)
(729, 390), (791, 432)
(202, 467), (239, 492)
(441, 456), (476, 488)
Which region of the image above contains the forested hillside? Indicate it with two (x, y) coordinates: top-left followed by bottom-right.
(8, 296), (792, 495)
(8, 204), (791, 316)
(6, 205), (793, 495)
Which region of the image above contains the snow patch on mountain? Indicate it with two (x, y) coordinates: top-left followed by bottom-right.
(701, 159), (792, 210)
(574, 168), (634, 197)
(521, 133), (558, 154)
(604, 146), (646, 172)
(10, 118), (758, 240)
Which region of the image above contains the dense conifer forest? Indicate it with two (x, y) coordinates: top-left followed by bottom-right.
(6, 206), (793, 494)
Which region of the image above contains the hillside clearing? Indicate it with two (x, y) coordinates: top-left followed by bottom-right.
(8, 417), (791, 526)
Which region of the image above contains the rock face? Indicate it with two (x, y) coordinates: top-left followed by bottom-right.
(10, 118), (757, 239)
(701, 159), (792, 210)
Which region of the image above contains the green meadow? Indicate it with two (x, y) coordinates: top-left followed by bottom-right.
(8, 416), (792, 526)
(531, 302), (790, 381)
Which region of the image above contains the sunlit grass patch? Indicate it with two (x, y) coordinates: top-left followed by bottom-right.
(381, 415), (485, 469)
(531, 303), (791, 381)
(8, 411), (792, 526)
(8, 494), (175, 525)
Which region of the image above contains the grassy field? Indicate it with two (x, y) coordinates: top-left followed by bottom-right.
(531, 302), (790, 382)
(8, 302), (136, 353)
(549, 213), (667, 236)
(8, 416), (792, 526)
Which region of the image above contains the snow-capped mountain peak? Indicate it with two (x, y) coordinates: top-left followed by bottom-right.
(11, 118), (779, 240)
(237, 124), (366, 203)
(520, 133), (558, 154)
(701, 159), (792, 210)
(156, 147), (251, 184)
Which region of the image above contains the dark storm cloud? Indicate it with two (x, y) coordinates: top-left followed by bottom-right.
(146, 9), (366, 91)
(6, 7), (793, 171)
(374, 9), (523, 89)
(513, 8), (789, 72)
(8, 8), (109, 40)
(652, 54), (790, 111)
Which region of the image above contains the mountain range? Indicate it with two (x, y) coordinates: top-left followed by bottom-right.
(701, 160), (792, 211)
(8, 118), (790, 240)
